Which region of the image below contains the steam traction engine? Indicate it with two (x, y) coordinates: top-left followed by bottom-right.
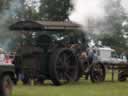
(10, 20), (105, 85)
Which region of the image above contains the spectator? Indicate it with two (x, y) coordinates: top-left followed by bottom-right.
(92, 49), (97, 63)
(0, 48), (5, 64)
(87, 47), (94, 64)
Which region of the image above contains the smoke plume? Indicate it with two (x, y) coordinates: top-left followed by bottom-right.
(0, 0), (22, 51)
(69, 0), (107, 30)
(121, 0), (128, 15)
(69, 0), (128, 38)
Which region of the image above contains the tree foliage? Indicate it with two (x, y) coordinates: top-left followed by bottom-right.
(0, 0), (11, 11)
(99, 32), (127, 52)
(40, 0), (71, 21)
(98, 0), (128, 52)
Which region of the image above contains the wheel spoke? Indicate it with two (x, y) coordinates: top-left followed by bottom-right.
(56, 64), (64, 69)
(64, 54), (76, 70)
(63, 53), (67, 65)
(64, 72), (73, 81)
(68, 65), (76, 70)
(59, 72), (64, 80)
(65, 54), (72, 63)
(57, 58), (63, 65)
(56, 58), (64, 70)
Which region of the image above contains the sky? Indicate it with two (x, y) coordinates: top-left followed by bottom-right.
(25, 0), (40, 11)
(69, 0), (128, 33)
(25, 0), (40, 6)
(121, 0), (128, 15)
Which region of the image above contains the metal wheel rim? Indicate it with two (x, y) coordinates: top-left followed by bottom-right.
(91, 63), (104, 82)
(55, 51), (78, 82)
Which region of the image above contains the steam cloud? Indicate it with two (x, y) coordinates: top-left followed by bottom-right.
(0, 0), (128, 50)
(69, 0), (128, 33)
(0, 0), (22, 51)
(69, 0), (107, 29)
(69, 0), (128, 46)
(121, 0), (128, 15)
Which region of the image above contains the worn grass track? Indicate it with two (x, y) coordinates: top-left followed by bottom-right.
(12, 72), (128, 96)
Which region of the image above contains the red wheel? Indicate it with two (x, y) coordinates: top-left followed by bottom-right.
(0, 75), (13, 96)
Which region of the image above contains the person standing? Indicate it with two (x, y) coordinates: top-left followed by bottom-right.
(0, 48), (5, 64)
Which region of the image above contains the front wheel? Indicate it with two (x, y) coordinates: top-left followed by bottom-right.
(118, 71), (127, 82)
(90, 63), (106, 83)
(0, 75), (13, 96)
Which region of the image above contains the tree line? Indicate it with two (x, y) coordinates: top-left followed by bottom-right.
(0, 0), (128, 54)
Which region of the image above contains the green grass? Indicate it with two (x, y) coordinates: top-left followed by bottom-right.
(12, 72), (128, 96)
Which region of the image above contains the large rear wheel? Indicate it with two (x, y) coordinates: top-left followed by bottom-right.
(49, 48), (80, 86)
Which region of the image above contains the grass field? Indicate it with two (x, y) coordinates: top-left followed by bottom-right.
(12, 72), (128, 96)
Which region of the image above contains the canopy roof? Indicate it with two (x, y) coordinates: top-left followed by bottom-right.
(10, 20), (80, 31)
